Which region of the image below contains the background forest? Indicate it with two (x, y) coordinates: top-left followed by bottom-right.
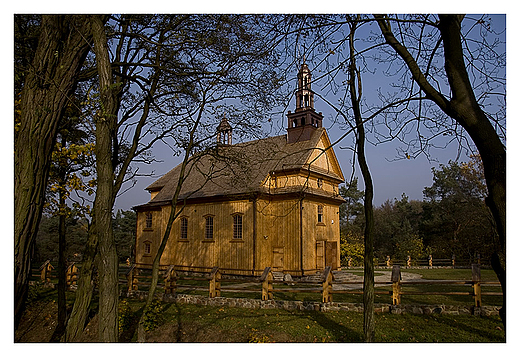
(340, 155), (496, 266)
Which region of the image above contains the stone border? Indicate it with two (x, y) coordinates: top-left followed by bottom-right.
(125, 291), (499, 316)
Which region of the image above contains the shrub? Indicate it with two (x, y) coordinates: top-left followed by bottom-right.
(118, 299), (133, 333)
(142, 300), (165, 332)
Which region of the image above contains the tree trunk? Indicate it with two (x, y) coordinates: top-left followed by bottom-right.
(63, 219), (98, 342)
(375, 14), (506, 328)
(437, 14), (506, 327)
(14, 15), (92, 328)
(54, 168), (67, 341)
(91, 14), (120, 342)
(347, 19), (375, 342)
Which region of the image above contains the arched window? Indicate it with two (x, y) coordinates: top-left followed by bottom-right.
(205, 215), (214, 240)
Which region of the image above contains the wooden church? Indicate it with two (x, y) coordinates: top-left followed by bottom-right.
(133, 63), (345, 276)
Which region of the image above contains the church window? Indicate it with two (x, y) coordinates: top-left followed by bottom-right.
(233, 214), (243, 240)
(180, 217), (188, 240)
(317, 205), (324, 223)
(145, 212), (153, 229)
(144, 241), (151, 255)
(205, 216), (214, 240)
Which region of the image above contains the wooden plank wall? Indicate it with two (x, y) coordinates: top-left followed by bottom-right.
(153, 201), (254, 272)
(136, 197), (341, 275)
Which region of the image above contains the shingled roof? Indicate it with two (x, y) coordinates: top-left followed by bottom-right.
(137, 128), (344, 208)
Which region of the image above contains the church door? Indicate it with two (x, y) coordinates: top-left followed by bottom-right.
(326, 241), (338, 270)
(272, 247), (284, 272)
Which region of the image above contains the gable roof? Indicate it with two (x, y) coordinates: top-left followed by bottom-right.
(139, 128), (344, 207)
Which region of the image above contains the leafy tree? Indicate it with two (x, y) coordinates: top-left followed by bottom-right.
(34, 215), (88, 264)
(421, 156), (496, 262)
(113, 210), (136, 262)
(45, 105), (94, 340)
(339, 177), (364, 226)
(372, 195), (426, 261)
(339, 178), (365, 266)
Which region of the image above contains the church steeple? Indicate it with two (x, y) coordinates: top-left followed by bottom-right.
(216, 115), (232, 146)
(296, 63), (314, 110)
(286, 62), (323, 144)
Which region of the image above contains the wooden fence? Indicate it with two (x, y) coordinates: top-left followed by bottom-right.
(32, 260), (79, 287)
(30, 260), (501, 307)
(124, 264), (501, 307)
(372, 255), (484, 268)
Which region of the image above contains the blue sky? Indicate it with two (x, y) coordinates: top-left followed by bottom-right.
(114, 15), (505, 212)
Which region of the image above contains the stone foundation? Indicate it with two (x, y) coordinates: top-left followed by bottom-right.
(124, 291), (499, 316)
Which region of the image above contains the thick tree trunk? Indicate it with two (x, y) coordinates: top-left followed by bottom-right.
(91, 14), (120, 342)
(14, 15), (92, 328)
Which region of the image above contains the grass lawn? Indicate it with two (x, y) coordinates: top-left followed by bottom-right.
(122, 300), (505, 343)
(20, 267), (504, 343)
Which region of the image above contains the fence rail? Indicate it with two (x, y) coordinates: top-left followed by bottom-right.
(123, 264), (501, 307)
(369, 255), (486, 268)
(30, 261), (502, 308)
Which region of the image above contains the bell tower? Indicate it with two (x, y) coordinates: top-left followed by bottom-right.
(286, 62), (323, 144)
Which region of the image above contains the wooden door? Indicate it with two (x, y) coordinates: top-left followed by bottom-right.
(272, 247), (284, 272)
(316, 241), (325, 270)
(326, 241), (338, 270)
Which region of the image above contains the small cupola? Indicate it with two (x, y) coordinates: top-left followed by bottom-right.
(216, 116), (232, 146)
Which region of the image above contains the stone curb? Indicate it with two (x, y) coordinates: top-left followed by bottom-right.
(125, 291), (499, 316)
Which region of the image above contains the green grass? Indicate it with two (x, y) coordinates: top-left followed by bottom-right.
(121, 300), (505, 342)
(23, 278), (505, 343)
(413, 268), (499, 281)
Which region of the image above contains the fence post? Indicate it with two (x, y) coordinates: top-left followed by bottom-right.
(391, 264), (401, 305)
(386, 255), (391, 267)
(126, 264), (138, 292)
(66, 262), (78, 287)
(39, 260), (53, 283)
(407, 256), (412, 268)
(164, 265), (177, 295)
(261, 267), (273, 301)
(347, 257), (352, 268)
(209, 266), (221, 298)
(322, 266), (334, 303)
(472, 264), (482, 307)
(452, 254), (456, 267)
(428, 255), (433, 268)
